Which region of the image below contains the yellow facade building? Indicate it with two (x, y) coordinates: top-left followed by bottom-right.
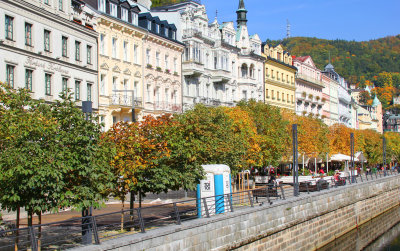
(262, 44), (297, 111)
(96, 13), (146, 130)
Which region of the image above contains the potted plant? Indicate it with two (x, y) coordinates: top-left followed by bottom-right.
(302, 92), (306, 98)
(321, 97), (326, 103)
(146, 64), (152, 69)
(316, 96), (320, 101)
(156, 66), (162, 72)
(165, 69), (171, 74)
(302, 111), (307, 116)
(308, 94), (313, 100)
(174, 71), (179, 76)
(321, 115), (327, 119)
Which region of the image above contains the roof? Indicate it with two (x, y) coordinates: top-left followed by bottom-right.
(294, 56), (310, 62)
(325, 63), (334, 71)
(372, 95), (382, 107)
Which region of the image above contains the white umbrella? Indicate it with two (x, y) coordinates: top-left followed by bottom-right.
(330, 153), (351, 162)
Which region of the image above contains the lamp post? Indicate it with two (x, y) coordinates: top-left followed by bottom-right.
(383, 136), (387, 176)
(81, 101), (93, 245)
(350, 133), (355, 183)
(292, 124), (299, 196)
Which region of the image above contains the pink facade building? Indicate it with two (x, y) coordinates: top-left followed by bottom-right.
(293, 56), (325, 118)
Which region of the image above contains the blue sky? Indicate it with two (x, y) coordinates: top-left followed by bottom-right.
(201, 0), (400, 42)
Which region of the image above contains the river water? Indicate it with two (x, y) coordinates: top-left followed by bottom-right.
(318, 206), (400, 251)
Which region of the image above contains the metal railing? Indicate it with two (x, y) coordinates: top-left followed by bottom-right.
(0, 170), (398, 250)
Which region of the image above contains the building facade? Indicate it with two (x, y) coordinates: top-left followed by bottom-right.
(263, 44), (296, 111)
(84, 0), (183, 130)
(0, 0), (98, 108)
(139, 12), (184, 117)
(293, 56), (325, 117)
(152, 0), (264, 111)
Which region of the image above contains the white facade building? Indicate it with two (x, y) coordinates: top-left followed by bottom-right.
(152, 0), (263, 111)
(0, 0), (98, 109)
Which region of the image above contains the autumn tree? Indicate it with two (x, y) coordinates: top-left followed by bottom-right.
(238, 100), (289, 167)
(384, 132), (400, 163)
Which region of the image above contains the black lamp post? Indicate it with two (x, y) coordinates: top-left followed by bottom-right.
(292, 124), (299, 196)
(350, 133), (355, 183)
(81, 101), (93, 245)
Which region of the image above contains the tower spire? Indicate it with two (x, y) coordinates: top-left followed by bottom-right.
(236, 0), (248, 26)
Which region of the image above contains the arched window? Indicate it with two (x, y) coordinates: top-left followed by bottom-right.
(241, 64), (248, 78)
(250, 64), (255, 78)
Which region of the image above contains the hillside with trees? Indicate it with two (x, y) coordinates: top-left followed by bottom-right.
(266, 35), (400, 86)
(266, 35), (400, 109)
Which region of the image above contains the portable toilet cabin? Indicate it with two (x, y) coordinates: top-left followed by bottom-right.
(197, 164), (232, 217)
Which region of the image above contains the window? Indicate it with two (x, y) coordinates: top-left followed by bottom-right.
(146, 84), (151, 102)
(5, 15), (14, 40)
(75, 41), (81, 61)
(98, 0), (106, 12)
(121, 8), (128, 22)
(134, 45), (138, 64)
(75, 81), (80, 100)
(110, 3), (117, 17)
(147, 20), (152, 30)
(165, 55), (169, 69)
(123, 41), (128, 61)
(62, 36), (68, 57)
(156, 52), (160, 67)
(100, 74), (105, 95)
(62, 77), (68, 93)
(271, 90), (274, 99)
(25, 69), (33, 91)
(100, 34), (105, 55)
(58, 0), (63, 11)
(45, 73), (51, 95)
(112, 38), (117, 58)
(165, 88), (169, 103)
(87, 45), (92, 64)
(44, 30), (51, 52)
(146, 49), (150, 65)
(6, 65), (15, 88)
(173, 58), (177, 72)
(156, 24), (160, 33)
(132, 12), (138, 25)
(25, 23), (32, 46)
(87, 83), (92, 101)
(277, 91), (280, 100)
(112, 77), (117, 91)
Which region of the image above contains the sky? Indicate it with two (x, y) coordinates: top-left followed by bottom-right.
(201, 0), (400, 42)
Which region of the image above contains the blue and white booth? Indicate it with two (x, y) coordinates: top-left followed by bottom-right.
(197, 164), (232, 217)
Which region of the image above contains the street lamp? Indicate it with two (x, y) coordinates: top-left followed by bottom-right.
(81, 101), (93, 245)
(292, 124), (299, 196)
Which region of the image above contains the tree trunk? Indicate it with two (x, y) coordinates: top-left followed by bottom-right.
(139, 192), (142, 208)
(120, 200), (124, 232)
(37, 212), (41, 251)
(27, 211), (33, 227)
(129, 192), (135, 231)
(15, 207), (20, 251)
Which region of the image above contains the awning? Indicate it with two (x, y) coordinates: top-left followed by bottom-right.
(355, 152), (367, 163)
(330, 153), (351, 162)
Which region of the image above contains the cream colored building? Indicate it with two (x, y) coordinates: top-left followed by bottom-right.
(85, 0), (182, 130)
(140, 13), (184, 117)
(95, 12), (145, 129)
(263, 44), (297, 111)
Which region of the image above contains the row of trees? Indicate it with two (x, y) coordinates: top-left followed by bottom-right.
(2, 82), (400, 227)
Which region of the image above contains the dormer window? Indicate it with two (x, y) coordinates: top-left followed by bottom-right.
(132, 12), (138, 25)
(147, 20), (151, 30)
(156, 24), (159, 33)
(98, 0), (106, 12)
(164, 27), (168, 36)
(110, 3), (117, 17)
(121, 8), (128, 22)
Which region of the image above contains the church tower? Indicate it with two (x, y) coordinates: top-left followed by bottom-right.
(236, 0), (248, 26)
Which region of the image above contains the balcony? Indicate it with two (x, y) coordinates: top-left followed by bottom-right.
(110, 94), (142, 108)
(154, 101), (182, 113)
(296, 73), (325, 88)
(211, 69), (231, 83)
(182, 61), (204, 77)
(182, 29), (215, 44)
(238, 76), (258, 87)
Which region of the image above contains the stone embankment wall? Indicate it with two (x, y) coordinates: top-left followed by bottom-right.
(77, 175), (400, 251)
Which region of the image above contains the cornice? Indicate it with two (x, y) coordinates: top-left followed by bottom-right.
(265, 79), (296, 91)
(0, 43), (98, 74)
(5, 0), (98, 38)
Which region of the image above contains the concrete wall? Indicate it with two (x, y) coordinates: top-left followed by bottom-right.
(76, 174), (400, 251)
